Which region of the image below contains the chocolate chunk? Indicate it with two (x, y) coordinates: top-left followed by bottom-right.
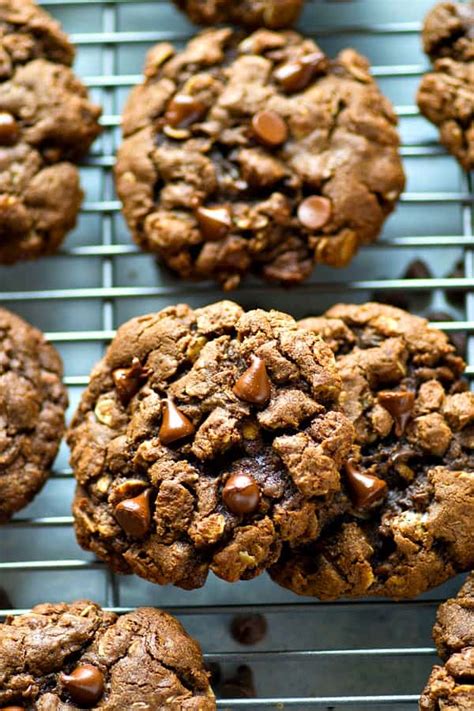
(233, 355), (271, 405)
(60, 664), (104, 706)
(221, 665), (256, 699)
(297, 196), (332, 230)
(0, 112), (19, 145)
(378, 390), (415, 436)
(403, 259), (432, 280)
(112, 357), (150, 405)
(223, 473), (260, 515)
(344, 459), (388, 509)
(274, 51), (328, 93)
(230, 613), (267, 645)
(196, 206), (232, 241)
(165, 95), (206, 128)
(251, 110), (288, 146)
(114, 490), (151, 538)
(159, 398), (195, 445)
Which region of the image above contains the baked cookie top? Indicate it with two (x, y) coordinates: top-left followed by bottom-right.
(0, 307), (67, 521)
(270, 303), (474, 600)
(417, 2), (474, 171)
(173, 0), (303, 29)
(115, 28), (404, 290)
(68, 301), (354, 589)
(0, 0), (102, 264)
(0, 600), (215, 709)
(420, 574), (474, 711)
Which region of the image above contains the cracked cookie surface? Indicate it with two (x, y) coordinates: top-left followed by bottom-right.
(270, 303), (474, 600)
(173, 0), (303, 28)
(0, 0), (102, 264)
(0, 600), (215, 709)
(68, 301), (354, 589)
(420, 574), (474, 710)
(115, 28), (404, 290)
(0, 307), (67, 521)
(417, 2), (474, 171)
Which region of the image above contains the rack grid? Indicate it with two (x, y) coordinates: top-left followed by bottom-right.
(0, 1), (473, 708)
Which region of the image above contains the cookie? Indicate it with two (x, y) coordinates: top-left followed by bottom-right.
(270, 303), (474, 600)
(115, 29), (404, 290)
(420, 574), (474, 710)
(417, 2), (474, 171)
(0, 307), (67, 521)
(173, 0), (303, 28)
(0, 0), (102, 264)
(0, 600), (215, 709)
(67, 301), (354, 589)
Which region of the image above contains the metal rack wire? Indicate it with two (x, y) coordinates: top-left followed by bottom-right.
(0, 0), (473, 708)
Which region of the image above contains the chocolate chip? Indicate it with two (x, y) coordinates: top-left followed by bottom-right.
(60, 664), (104, 706)
(115, 490), (151, 538)
(164, 95), (206, 128)
(0, 113), (19, 145)
(274, 51), (328, 93)
(378, 390), (415, 436)
(403, 259), (432, 280)
(251, 110), (288, 147)
(297, 196), (332, 230)
(345, 459), (387, 509)
(221, 665), (256, 699)
(231, 613), (267, 645)
(223, 473), (260, 515)
(196, 205), (231, 241)
(159, 397), (195, 445)
(233, 355), (271, 405)
(112, 357), (150, 405)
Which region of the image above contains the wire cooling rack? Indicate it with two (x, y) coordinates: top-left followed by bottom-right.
(0, 0), (473, 708)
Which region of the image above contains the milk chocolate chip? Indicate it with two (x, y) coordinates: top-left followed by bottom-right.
(159, 397), (195, 445)
(115, 490), (151, 538)
(298, 196), (332, 230)
(0, 113), (19, 145)
(165, 95), (206, 128)
(233, 355), (271, 405)
(223, 473), (260, 515)
(60, 664), (104, 706)
(251, 110), (288, 146)
(378, 390), (415, 436)
(196, 206), (231, 241)
(345, 459), (387, 509)
(112, 357), (150, 405)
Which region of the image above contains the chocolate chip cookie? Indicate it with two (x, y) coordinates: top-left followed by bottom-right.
(420, 574), (474, 710)
(0, 307), (67, 521)
(68, 301), (354, 589)
(0, 0), (102, 264)
(173, 0), (303, 28)
(115, 29), (405, 290)
(270, 303), (474, 600)
(0, 600), (216, 709)
(417, 2), (474, 171)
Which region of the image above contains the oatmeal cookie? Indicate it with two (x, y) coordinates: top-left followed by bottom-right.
(0, 600), (215, 709)
(68, 301), (354, 589)
(173, 0), (303, 29)
(0, 306), (67, 521)
(417, 2), (474, 171)
(270, 303), (474, 599)
(115, 28), (404, 290)
(420, 574), (474, 710)
(0, 0), (102, 263)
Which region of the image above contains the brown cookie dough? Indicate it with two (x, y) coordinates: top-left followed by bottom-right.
(420, 574), (474, 710)
(0, 0), (102, 264)
(115, 29), (404, 290)
(173, 0), (303, 29)
(270, 303), (474, 600)
(67, 301), (354, 589)
(0, 600), (216, 709)
(417, 2), (474, 171)
(0, 307), (67, 521)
